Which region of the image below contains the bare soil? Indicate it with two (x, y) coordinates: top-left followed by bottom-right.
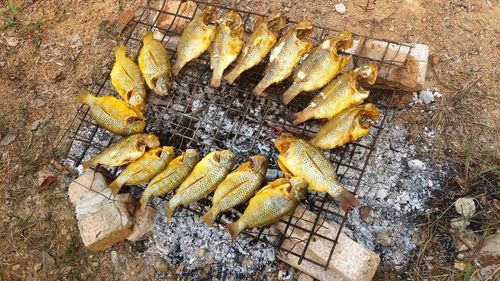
(0, 0), (498, 280)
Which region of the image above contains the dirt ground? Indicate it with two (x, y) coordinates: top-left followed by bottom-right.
(0, 0), (498, 280)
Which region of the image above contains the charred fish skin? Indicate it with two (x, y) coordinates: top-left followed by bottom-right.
(172, 6), (219, 77)
(139, 149), (200, 211)
(202, 155), (268, 226)
(110, 146), (175, 195)
(75, 91), (146, 136)
(227, 177), (307, 240)
(310, 103), (380, 149)
(110, 45), (147, 109)
(138, 31), (172, 96)
(253, 21), (314, 96)
(224, 12), (286, 84)
(281, 31), (354, 105)
(274, 135), (359, 211)
(293, 64), (378, 125)
(166, 150), (237, 218)
(210, 11), (244, 88)
(82, 134), (160, 170)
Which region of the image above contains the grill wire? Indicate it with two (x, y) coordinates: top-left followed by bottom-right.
(60, 0), (415, 269)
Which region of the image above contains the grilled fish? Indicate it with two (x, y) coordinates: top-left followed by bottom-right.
(281, 32), (353, 105)
(138, 31), (172, 96)
(224, 12), (286, 84)
(209, 11), (244, 88)
(253, 21), (314, 95)
(110, 146), (175, 195)
(227, 177), (307, 240)
(82, 134), (159, 170)
(293, 64), (378, 125)
(166, 150), (236, 218)
(172, 6), (219, 77)
(274, 135), (359, 211)
(310, 103), (380, 149)
(76, 91), (145, 136)
(139, 149), (200, 210)
(110, 45), (147, 109)
(202, 155), (268, 226)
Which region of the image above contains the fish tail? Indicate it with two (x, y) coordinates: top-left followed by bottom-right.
(75, 91), (92, 104)
(139, 190), (152, 212)
(144, 30), (154, 42)
(227, 220), (244, 241)
(292, 111), (310, 125)
(253, 78), (270, 96)
(338, 190), (359, 212)
(165, 196), (180, 219)
(224, 67), (241, 84)
(81, 159), (92, 170)
(113, 45), (127, 59)
(171, 60), (184, 77)
(201, 207), (218, 227)
(210, 68), (223, 88)
(109, 179), (123, 195)
(281, 83), (301, 105)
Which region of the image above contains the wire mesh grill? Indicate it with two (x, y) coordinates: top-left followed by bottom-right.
(61, 0), (414, 270)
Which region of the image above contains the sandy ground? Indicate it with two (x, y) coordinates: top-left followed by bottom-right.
(0, 0), (498, 280)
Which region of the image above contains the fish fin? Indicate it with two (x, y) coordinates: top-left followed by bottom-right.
(113, 45), (127, 59)
(201, 208), (218, 227)
(227, 221), (243, 241)
(109, 180), (123, 195)
(75, 91), (92, 104)
(165, 198), (180, 219)
(277, 158), (293, 179)
(292, 111), (309, 125)
(338, 191), (359, 212)
(281, 83), (301, 105)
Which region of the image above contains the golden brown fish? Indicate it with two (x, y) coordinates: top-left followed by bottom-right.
(293, 64), (378, 125)
(166, 150), (236, 218)
(226, 177), (307, 240)
(82, 134), (160, 170)
(172, 6), (219, 77)
(201, 155), (268, 226)
(224, 12), (286, 84)
(275, 135), (359, 211)
(281, 32), (353, 105)
(110, 146), (175, 195)
(209, 11), (244, 88)
(139, 149), (200, 210)
(310, 103), (380, 149)
(253, 21), (314, 95)
(110, 45), (147, 109)
(76, 91), (146, 136)
(138, 30), (172, 96)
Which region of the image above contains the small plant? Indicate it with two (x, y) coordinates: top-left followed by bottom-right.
(1, 0), (22, 29)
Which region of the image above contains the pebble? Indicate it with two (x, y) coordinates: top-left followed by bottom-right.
(388, 26), (395, 32)
(464, 64), (480, 73)
(376, 232), (392, 246)
(92, 262), (99, 267)
(418, 89), (435, 104)
(34, 263), (42, 272)
(111, 250), (119, 264)
(0, 133), (16, 146)
(408, 159), (426, 171)
(334, 3), (347, 14)
(12, 264), (20, 271)
(5, 36), (19, 47)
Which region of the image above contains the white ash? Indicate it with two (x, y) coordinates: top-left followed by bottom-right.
(143, 200), (279, 279)
(411, 89), (442, 105)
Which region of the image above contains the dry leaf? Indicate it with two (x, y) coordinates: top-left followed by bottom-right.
(38, 176), (57, 191)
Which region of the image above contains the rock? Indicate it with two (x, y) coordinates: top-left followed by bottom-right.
(153, 255), (171, 272)
(127, 206), (156, 242)
(0, 133), (16, 146)
(30, 250), (56, 272)
(480, 234), (500, 257)
(5, 36), (19, 47)
(334, 3), (347, 14)
(408, 159), (426, 171)
(68, 170), (133, 251)
(31, 98), (46, 108)
(418, 89), (435, 104)
(156, 1), (197, 33)
(297, 273), (314, 281)
(454, 197), (476, 217)
(376, 232), (392, 246)
(34, 263), (42, 272)
(464, 64), (480, 73)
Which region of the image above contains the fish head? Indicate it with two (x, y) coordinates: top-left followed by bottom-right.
(126, 118), (146, 135)
(266, 12), (286, 34)
(295, 21), (313, 39)
(251, 155), (269, 176)
(288, 177), (308, 201)
(184, 149), (201, 162)
(143, 134), (160, 148)
(225, 11), (243, 30)
(127, 91), (145, 108)
(201, 6), (220, 26)
(355, 64), (378, 85)
(160, 146), (175, 159)
(329, 31), (354, 51)
(274, 135), (298, 153)
(153, 75), (172, 96)
(147, 147), (163, 157)
(358, 103), (380, 124)
(212, 150), (236, 167)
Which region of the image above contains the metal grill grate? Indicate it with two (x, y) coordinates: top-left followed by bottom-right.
(61, 0), (413, 269)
